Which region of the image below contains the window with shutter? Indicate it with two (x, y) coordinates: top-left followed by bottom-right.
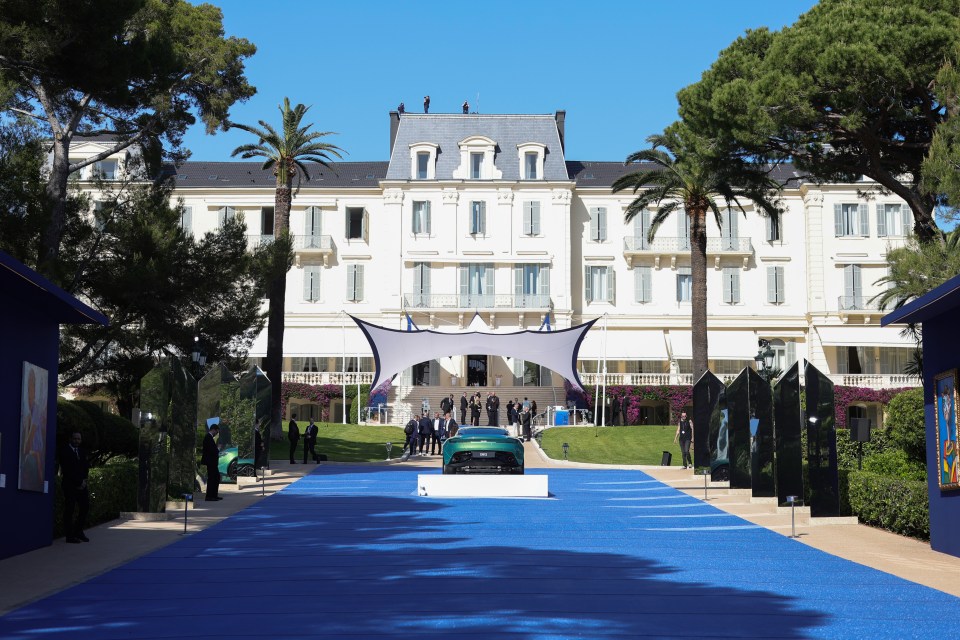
(180, 206), (193, 234)
(843, 264), (862, 309)
(876, 203), (887, 237)
(417, 152), (429, 179)
(721, 209), (738, 250)
(260, 206), (275, 237)
(218, 206), (236, 228)
(584, 266), (593, 302)
(470, 201), (486, 235)
(305, 206), (322, 237)
(346, 208), (365, 240)
(606, 268), (615, 304)
(302, 266), (321, 302)
(523, 201), (541, 235)
(676, 267), (692, 302)
(470, 153), (483, 179)
(678, 212), (690, 249)
(858, 203), (870, 236)
(634, 267), (652, 303)
(722, 267), (740, 304)
(765, 215), (781, 242)
(589, 207), (607, 242)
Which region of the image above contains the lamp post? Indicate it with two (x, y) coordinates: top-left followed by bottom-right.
(191, 336), (207, 377)
(562, 442), (569, 461)
(754, 339), (775, 382)
(385, 442), (393, 461)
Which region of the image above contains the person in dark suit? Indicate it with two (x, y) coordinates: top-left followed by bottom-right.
(254, 426), (264, 470)
(444, 411), (458, 439)
(431, 412), (444, 455)
(492, 393), (501, 426)
(303, 419), (320, 463)
(60, 430), (90, 543)
(404, 415), (420, 456)
(440, 394), (452, 417)
(521, 405), (532, 442)
(418, 413), (433, 455)
(460, 393), (468, 422)
(486, 392), (495, 425)
(611, 395), (621, 426)
(288, 414), (300, 464)
(201, 424), (222, 501)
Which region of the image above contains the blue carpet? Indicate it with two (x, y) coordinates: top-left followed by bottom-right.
(1, 467), (958, 639)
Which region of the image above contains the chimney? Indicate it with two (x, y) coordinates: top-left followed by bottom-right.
(555, 110), (566, 153)
(389, 111), (400, 156)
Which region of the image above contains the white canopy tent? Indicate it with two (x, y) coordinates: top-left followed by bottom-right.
(353, 314), (597, 391)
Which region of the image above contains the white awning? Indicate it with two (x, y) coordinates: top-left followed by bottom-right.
(668, 330), (759, 360)
(578, 330), (668, 360)
(355, 315), (596, 391)
(814, 325), (914, 347)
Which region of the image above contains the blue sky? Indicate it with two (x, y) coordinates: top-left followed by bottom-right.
(182, 1), (817, 163)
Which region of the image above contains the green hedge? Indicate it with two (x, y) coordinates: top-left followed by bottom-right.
(53, 459), (138, 538)
(56, 399), (138, 464)
(848, 470), (929, 540)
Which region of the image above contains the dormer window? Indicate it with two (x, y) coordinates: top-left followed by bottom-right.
(409, 142), (439, 180)
(417, 153), (429, 179)
(454, 136), (501, 180)
(471, 153), (483, 179)
(517, 143), (546, 180)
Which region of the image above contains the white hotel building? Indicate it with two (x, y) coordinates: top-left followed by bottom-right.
(70, 112), (918, 424)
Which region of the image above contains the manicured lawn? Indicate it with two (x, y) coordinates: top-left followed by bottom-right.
(540, 424), (678, 465)
(269, 423), (407, 463)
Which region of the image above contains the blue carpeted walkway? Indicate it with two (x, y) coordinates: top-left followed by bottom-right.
(2, 467), (958, 639)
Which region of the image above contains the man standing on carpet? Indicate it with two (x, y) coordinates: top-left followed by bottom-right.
(303, 419), (320, 464)
(60, 430), (91, 542)
(201, 424), (222, 501)
(675, 411), (694, 469)
(418, 412), (433, 455)
(431, 412), (444, 455)
(444, 410), (458, 439)
(460, 393), (468, 423)
(288, 414), (300, 464)
(404, 415), (420, 456)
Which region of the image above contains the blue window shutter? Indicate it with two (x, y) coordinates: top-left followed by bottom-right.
(590, 208), (599, 241)
(598, 208), (607, 242)
(531, 201), (540, 235)
(422, 263), (430, 294)
(181, 206), (192, 233)
(834, 203), (843, 236)
(356, 265), (364, 301)
(347, 265), (356, 301)
(523, 202), (532, 235)
(539, 266), (550, 297)
(859, 204), (870, 236)
(459, 266), (468, 301)
(413, 262), (423, 295)
(634, 268), (643, 303)
(876, 203), (887, 237)
(606, 267), (615, 304)
(412, 202), (421, 234)
(303, 267), (312, 301)
(732, 270), (740, 304)
(777, 267), (785, 303)
(484, 263), (494, 296)
(901, 204), (911, 237)
(766, 267), (777, 303)
(584, 266), (593, 302)
(424, 201), (431, 235)
(514, 265), (523, 297)
(480, 202), (487, 235)
(786, 341), (796, 368)
(723, 268), (733, 303)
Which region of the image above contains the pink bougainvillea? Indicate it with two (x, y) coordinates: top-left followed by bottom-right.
(833, 385), (914, 429)
(570, 381), (693, 425)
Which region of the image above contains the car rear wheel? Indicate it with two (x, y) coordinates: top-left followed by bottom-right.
(227, 459), (238, 481)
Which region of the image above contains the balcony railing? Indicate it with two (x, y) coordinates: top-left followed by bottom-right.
(293, 234), (334, 252)
(282, 371), (374, 385)
(246, 234), (275, 248)
(826, 373), (919, 389)
(578, 372), (695, 386)
(838, 296), (880, 312)
(402, 293), (552, 310)
(623, 236), (753, 254)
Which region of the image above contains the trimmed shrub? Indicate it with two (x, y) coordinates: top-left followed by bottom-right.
(63, 400), (138, 464)
(862, 448), (926, 482)
(848, 470), (929, 539)
(886, 388), (926, 465)
(53, 459), (138, 538)
(349, 392), (370, 424)
(56, 398), (97, 450)
(835, 423), (895, 470)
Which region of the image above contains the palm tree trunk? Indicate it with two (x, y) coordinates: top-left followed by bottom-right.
(690, 206), (709, 381)
(266, 183), (293, 440)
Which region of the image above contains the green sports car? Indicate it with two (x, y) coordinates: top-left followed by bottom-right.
(442, 427), (525, 475)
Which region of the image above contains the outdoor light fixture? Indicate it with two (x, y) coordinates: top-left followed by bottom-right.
(562, 442), (569, 460)
(385, 442), (393, 461)
(755, 339), (775, 381)
(191, 336), (207, 369)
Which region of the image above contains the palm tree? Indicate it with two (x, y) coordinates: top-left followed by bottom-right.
(231, 98), (344, 439)
(612, 124), (782, 381)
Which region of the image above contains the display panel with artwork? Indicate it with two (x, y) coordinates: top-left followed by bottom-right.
(19, 361), (49, 492)
(935, 369), (960, 490)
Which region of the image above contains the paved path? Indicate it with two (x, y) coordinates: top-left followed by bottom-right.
(1, 445), (958, 637)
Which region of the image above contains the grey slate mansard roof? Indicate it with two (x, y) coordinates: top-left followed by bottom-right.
(385, 114), (569, 181)
(171, 160), (388, 188)
(566, 161), (805, 188)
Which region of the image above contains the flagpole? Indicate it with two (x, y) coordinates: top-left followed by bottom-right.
(601, 313), (608, 429)
(356, 350), (361, 424)
(341, 311), (346, 425)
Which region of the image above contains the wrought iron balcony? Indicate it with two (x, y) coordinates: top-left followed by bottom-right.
(838, 296), (880, 312)
(623, 236), (753, 268)
(246, 234), (275, 249)
(402, 293), (552, 310)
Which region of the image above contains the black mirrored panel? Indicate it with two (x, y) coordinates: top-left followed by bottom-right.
(747, 368), (776, 498)
(805, 361), (839, 517)
(724, 370), (751, 489)
(166, 357), (197, 500)
(773, 362), (803, 506)
(138, 360), (172, 512)
(693, 371), (725, 475)
(197, 364), (238, 484)
(238, 366), (271, 472)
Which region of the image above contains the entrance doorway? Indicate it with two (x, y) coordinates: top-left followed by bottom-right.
(467, 355), (487, 386)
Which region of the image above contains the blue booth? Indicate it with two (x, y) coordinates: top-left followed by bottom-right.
(0, 251), (108, 560)
(883, 273), (960, 559)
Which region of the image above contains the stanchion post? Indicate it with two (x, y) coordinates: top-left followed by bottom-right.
(787, 495), (798, 538)
(699, 468), (710, 501)
(181, 493), (192, 535)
